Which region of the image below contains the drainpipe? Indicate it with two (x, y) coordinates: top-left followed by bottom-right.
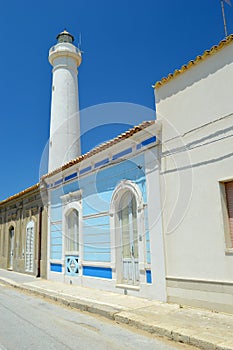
(37, 207), (42, 278)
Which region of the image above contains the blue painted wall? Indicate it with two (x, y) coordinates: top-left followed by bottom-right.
(146, 270), (152, 284)
(50, 263), (62, 273)
(49, 153), (151, 269)
(83, 266), (112, 279)
(83, 215), (111, 262)
(50, 222), (62, 260)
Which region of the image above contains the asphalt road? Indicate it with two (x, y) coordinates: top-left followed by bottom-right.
(0, 284), (195, 350)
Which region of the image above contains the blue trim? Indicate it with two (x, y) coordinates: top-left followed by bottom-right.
(112, 147), (132, 160)
(54, 179), (63, 186)
(94, 158), (109, 168)
(80, 166), (92, 175)
(146, 270), (152, 284)
(64, 172), (77, 182)
(83, 266), (112, 279)
(50, 263), (62, 273)
(137, 136), (156, 150)
(141, 136), (156, 147)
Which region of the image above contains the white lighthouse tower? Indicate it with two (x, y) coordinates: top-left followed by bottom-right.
(48, 30), (82, 172)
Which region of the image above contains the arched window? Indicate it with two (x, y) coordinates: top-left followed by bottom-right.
(66, 209), (79, 253)
(25, 221), (34, 272)
(62, 190), (82, 277)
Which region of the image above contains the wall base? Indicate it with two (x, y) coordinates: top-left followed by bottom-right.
(167, 276), (233, 314)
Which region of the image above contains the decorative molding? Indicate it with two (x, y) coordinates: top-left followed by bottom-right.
(61, 190), (82, 205)
(42, 121), (157, 180)
(46, 134), (158, 190)
(166, 276), (233, 287)
(82, 212), (109, 220)
(110, 179), (144, 215)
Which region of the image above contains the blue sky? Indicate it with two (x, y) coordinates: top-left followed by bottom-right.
(0, 0), (232, 200)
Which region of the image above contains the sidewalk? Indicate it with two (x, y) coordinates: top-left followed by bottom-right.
(0, 269), (232, 350)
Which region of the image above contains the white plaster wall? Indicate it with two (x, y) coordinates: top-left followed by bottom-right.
(145, 146), (167, 301)
(49, 48), (81, 172)
(161, 127), (233, 281)
(155, 42), (233, 286)
(155, 44), (233, 140)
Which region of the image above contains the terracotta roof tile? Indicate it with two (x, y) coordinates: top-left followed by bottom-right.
(0, 183), (40, 206)
(154, 34), (233, 89)
(42, 120), (155, 180)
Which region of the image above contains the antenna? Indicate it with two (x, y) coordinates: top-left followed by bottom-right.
(78, 32), (84, 54)
(220, 0), (232, 38)
(78, 32), (82, 49)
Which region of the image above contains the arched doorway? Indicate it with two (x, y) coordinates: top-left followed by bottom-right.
(119, 191), (139, 285)
(25, 221), (34, 273)
(8, 226), (15, 270)
(111, 180), (144, 286)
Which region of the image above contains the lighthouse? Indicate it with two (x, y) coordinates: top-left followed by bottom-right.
(48, 30), (82, 172)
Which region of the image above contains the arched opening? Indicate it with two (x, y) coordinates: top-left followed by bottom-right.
(65, 208), (80, 276)
(119, 191), (139, 285)
(8, 226), (15, 270)
(25, 221), (34, 273)
(111, 180), (143, 286)
(66, 209), (79, 253)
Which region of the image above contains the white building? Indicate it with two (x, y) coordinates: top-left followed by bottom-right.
(155, 35), (233, 313)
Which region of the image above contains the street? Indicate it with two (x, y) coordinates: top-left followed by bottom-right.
(0, 284), (195, 350)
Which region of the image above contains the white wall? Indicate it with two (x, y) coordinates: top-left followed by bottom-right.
(48, 42), (81, 172)
(155, 43), (233, 139)
(145, 146), (167, 301)
(155, 41), (233, 310)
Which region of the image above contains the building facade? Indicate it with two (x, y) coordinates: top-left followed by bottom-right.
(155, 35), (233, 313)
(0, 184), (47, 278)
(42, 121), (167, 300)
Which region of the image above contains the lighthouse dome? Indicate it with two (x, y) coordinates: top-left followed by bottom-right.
(56, 29), (74, 44)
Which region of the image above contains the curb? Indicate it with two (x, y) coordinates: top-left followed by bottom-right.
(0, 278), (232, 350)
(114, 314), (226, 350)
(0, 277), (121, 319)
